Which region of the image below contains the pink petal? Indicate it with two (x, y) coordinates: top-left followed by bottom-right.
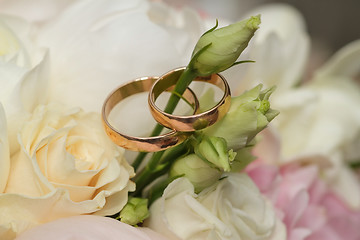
(246, 163), (279, 193)
(283, 190), (309, 231)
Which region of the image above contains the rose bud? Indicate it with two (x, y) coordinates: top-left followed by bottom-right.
(190, 15), (261, 76)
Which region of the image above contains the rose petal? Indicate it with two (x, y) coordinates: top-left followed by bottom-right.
(5, 145), (53, 197)
(0, 0), (73, 23)
(330, 165), (360, 209)
(0, 104), (10, 193)
(36, 0), (203, 112)
(316, 39), (360, 79)
(226, 3), (310, 94)
(15, 215), (168, 240)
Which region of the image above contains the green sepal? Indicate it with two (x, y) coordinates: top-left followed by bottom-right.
(231, 60), (255, 67)
(201, 19), (219, 36)
(188, 43), (212, 70)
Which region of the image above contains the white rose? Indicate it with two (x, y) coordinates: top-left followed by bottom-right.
(0, 14), (49, 156)
(0, 103), (135, 238)
(145, 173), (285, 240)
(32, 0), (204, 112)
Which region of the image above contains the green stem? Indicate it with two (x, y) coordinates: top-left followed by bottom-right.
(350, 161), (360, 169)
(132, 143), (188, 196)
(132, 168), (153, 196)
(132, 67), (197, 169)
(162, 67), (197, 114)
(132, 152), (147, 171)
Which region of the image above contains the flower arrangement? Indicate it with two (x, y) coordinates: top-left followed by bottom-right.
(0, 1), (359, 240)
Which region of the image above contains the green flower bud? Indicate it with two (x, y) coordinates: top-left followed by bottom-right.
(190, 15), (261, 76)
(169, 154), (222, 193)
(194, 135), (235, 172)
(119, 197), (149, 226)
(203, 84), (279, 151)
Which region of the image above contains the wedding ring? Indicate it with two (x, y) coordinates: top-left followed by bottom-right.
(102, 76), (199, 152)
(149, 67), (231, 132)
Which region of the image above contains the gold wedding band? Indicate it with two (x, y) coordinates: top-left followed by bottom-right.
(102, 77), (199, 152)
(149, 67), (231, 132)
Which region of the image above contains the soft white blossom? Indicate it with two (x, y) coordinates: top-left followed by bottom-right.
(145, 173), (285, 240)
(0, 15), (49, 155)
(33, 0), (204, 112)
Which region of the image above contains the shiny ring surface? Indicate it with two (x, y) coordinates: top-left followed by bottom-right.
(148, 67), (231, 132)
(102, 76), (199, 152)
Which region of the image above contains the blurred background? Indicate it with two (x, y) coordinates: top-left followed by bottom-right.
(163, 0), (360, 70)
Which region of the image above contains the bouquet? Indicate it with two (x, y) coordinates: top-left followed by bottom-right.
(0, 0), (359, 240)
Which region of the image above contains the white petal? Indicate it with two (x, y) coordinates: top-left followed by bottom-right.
(0, 104), (10, 193)
(37, 0), (203, 112)
(15, 215), (168, 240)
(248, 4), (307, 42)
(316, 39), (360, 79)
(19, 50), (49, 113)
(228, 3), (310, 94)
(330, 165), (360, 209)
(0, 0), (74, 23)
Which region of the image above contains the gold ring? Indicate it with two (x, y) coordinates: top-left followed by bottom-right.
(102, 76), (199, 152)
(148, 67), (231, 132)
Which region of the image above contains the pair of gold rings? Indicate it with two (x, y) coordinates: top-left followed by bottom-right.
(102, 67), (231, 152)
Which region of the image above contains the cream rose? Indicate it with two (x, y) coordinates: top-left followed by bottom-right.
(145, 173), (285, 240)
(0, 103), (135, 238)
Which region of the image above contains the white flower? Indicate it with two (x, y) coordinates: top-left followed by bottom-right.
(0, 14), (49, 155)
(145, 173), (285, 240)
(0, 103), (135, 238)
(30, 0), (204, 112)
(0, 15), (48, 114)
